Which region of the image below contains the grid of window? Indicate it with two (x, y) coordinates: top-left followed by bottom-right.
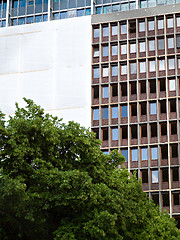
(92, 11), (180, 217)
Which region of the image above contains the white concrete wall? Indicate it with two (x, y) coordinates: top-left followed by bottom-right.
(0, 16), (91, 128)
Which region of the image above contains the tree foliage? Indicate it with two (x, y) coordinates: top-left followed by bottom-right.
(0, 98), (179, 240)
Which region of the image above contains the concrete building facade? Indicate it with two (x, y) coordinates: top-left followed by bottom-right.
(0, 0), (180, 226)
(91, 4), (180, 225)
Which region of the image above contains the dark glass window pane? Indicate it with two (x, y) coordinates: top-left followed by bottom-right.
(27, 16), (34, 23)
(35, 15), (42, 22)
(12, 18), (17, 25)
(60, 0), (67, 9)
(13, 0), (18, 8)
(19, 0), (26, 7)
(86, 8), (91, 15)
(86, 0), (91, 6)
(60, 11), (67, 18)
(77, 9), (85, 17)
(69, 0), (76, 8)
(36, 0), (42, 4)
(19, 18), (25, 25)
(77, 0), (85, 7)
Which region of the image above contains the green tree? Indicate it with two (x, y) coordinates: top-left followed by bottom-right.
(0, 98), (179, 240)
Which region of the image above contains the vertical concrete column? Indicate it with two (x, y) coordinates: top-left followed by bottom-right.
(48, 0), (51, 21)
(6, 0), (9, 27)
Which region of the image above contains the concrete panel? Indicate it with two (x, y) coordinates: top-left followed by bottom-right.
(0, 16), (91, 128)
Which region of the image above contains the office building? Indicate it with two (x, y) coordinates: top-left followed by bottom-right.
(91, 3), (180, 225)
(0, 0), (180, 226)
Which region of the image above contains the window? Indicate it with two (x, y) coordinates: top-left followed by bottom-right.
(162, 193), (169, 207)
(149, 39), (155, 51)
(130, 43), (136, 53)
(103, 108), (108, 119)
(112, 128), (118, 140)
(151, 123), (157, 137)
(121, 65), (127, 75)
(112, 4), (119, 12)
(94, 47), (99, 57)
(139, 21), (145, 32)
(131, 104), (137, 116)
(174, 193), (179, 205)
(102, 128), (108, 141)
(141, 170), (148, 183)
(152, 170), (158, 183)
(121, 83), (127, 96)
(176, 35), (180, 48)
(121, 24), (127, 34)
(112, 84), (117, 97)
(171, 122), (177, 135)
(172, 145), (178, 158)
(103, 67), (108, 77)
(102, 87), (108, 98)
(112, 25), (117, 35)
(111, 45), (118, 56)
(103, 46), (108, 57)
(161, 145), (168, 159)
(112, 65), (118, 76)
(168, 38), (174, 49)
(152, 193), (159, 205)
(141, 102), (146, 115)
(131, 82), (137, 94)
(168, 58), (175, 70)
(93, 87), (99, 98)
(172, 168), (179, 181)
(35, 16), (42, 23)
(139, 42), (145, 52)
(162, 168), (168, 182)
(93, 68), (99, 78)
(60, 12), (67, 19)
(27, 17), (33, 24)
(140, 61), (146, 73)
(142, 148), (148, 160)
(93, 109), (99, 120)
(121, 44), (127, 55)
(158, 38), (164, 50)
(129, 21), (136, 34)
(130, 62), (136, 74)
(141, 81), (146, 93)
(177, 16), (180, 27)
(77, 9), (85, 17)
(158, 19), (164, 29)
(148, 20), (154, 30)
(161, 123), (167, 135)
(159, 59), (165, 71)
(167, 18), (173, 28)
(103, 6), (111, 14)
(122, 149), (128, 162)
(121, 105), (127, 117)
(19, 18), (25, 25)
(122, 126), (128, 139)
(131, 125), (137, 140)
(170, 100), (176, 112)
(150, 102), (156, 114)
(112, 106), (118, 118)
(132, 149), (138, 161)
(103, 26), (108, 37)
(149, 61), (155, 72)
(141, 124), (147, 137)
(140, 0), (147, 8)
(94, 28), (99, 38)
(151, 147), (158, 160)
(169, 79), (176, 91)
(103, 151), (109, 155)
